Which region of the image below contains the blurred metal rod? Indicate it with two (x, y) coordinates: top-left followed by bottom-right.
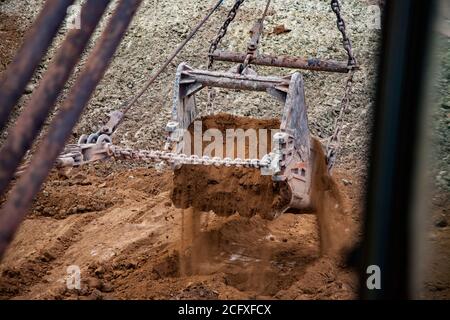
(0, 0), (110, 199)
(0, 0), (74, 132)
(210, 50), (351, 73)
(360, 0), (436, 299)
(0, 0), (142, 261)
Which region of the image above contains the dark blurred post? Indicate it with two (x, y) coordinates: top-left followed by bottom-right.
(360, 0), (437, 299)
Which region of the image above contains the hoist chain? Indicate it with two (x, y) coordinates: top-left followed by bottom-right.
(325, 69), (355, 171)
(50, 143), (270, 170)
(108, 145), (269, 168)
(206, 0), (245, 114)
(331, 0), (357, 68)
(326, 0), (357, 171)
(207, 0), (246, 70)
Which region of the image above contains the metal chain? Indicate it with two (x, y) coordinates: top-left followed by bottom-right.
(331, 0), (356, 68)
(326, 69), (355, 171)
(108, 144), (269, 168)
(241, 0), (271, 72)
(207, 0), (246, 70)
(206, 0), (245, 114)
(13, 144), (269, 177)
(48, 143), (270, 169)
(326, 0), (357, 171)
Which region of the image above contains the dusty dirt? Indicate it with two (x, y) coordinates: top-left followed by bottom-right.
(0, 112), (357, 300)
(173, 114), (352, 256)
(0, 159), (359, 300)
(0, 0), (448, 300)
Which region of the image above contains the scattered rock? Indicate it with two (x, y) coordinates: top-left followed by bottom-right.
(101, 282), (114, 293)
(39, 251), (56, 263)
(94, 266), (105, 277)
(342, 179), (352, 186)
(89, 289), (103, 300)
(272, 24), (292, 35)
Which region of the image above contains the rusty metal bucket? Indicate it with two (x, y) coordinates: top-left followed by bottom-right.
(165, 63), (315, 216)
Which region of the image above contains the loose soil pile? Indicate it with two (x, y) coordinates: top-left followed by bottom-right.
(0, 110), (358, 300)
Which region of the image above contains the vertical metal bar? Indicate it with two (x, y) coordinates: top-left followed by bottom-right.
(0, 0), (74, 132)
(359, 0), (436, 299)
(0, 0), (110, 199)
(0, 0), (142, 261)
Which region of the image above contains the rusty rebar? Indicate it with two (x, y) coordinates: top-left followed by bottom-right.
(0, 0), (142, 261)
(0, 0), (110, 199)
(0, 0), (74, 132)
(211, 50), (351, 73)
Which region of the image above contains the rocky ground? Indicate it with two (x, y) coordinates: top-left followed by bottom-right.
(422, 26), (450, 299)
(0, 0), (448, 300)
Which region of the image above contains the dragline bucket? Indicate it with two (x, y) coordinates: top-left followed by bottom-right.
(164, 63), (318, 215)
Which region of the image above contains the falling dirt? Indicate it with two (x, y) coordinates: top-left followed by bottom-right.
(0, 109), (359, 300)
(173, 114), (351, 257)
(309, 138), (351, 257)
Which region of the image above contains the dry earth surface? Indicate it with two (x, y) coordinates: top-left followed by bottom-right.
(0, 0), (448, 300)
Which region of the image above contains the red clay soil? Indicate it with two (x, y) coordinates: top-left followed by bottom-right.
(0, 114), (359, 300)
(0, 166), (358, 300)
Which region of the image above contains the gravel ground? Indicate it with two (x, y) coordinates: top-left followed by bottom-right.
(431, 34), (450, 192)
(0, 0), (381, 177)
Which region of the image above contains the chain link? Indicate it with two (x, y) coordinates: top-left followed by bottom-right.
(326, 0), (357, 171)
(15, 144), (269, 175)
(326, 69), (355, 171)
(331, 0), (356, 68)
(108, 144), (269, 169)
(206, 0), (245, 114)
(207, 0), (246, 70)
